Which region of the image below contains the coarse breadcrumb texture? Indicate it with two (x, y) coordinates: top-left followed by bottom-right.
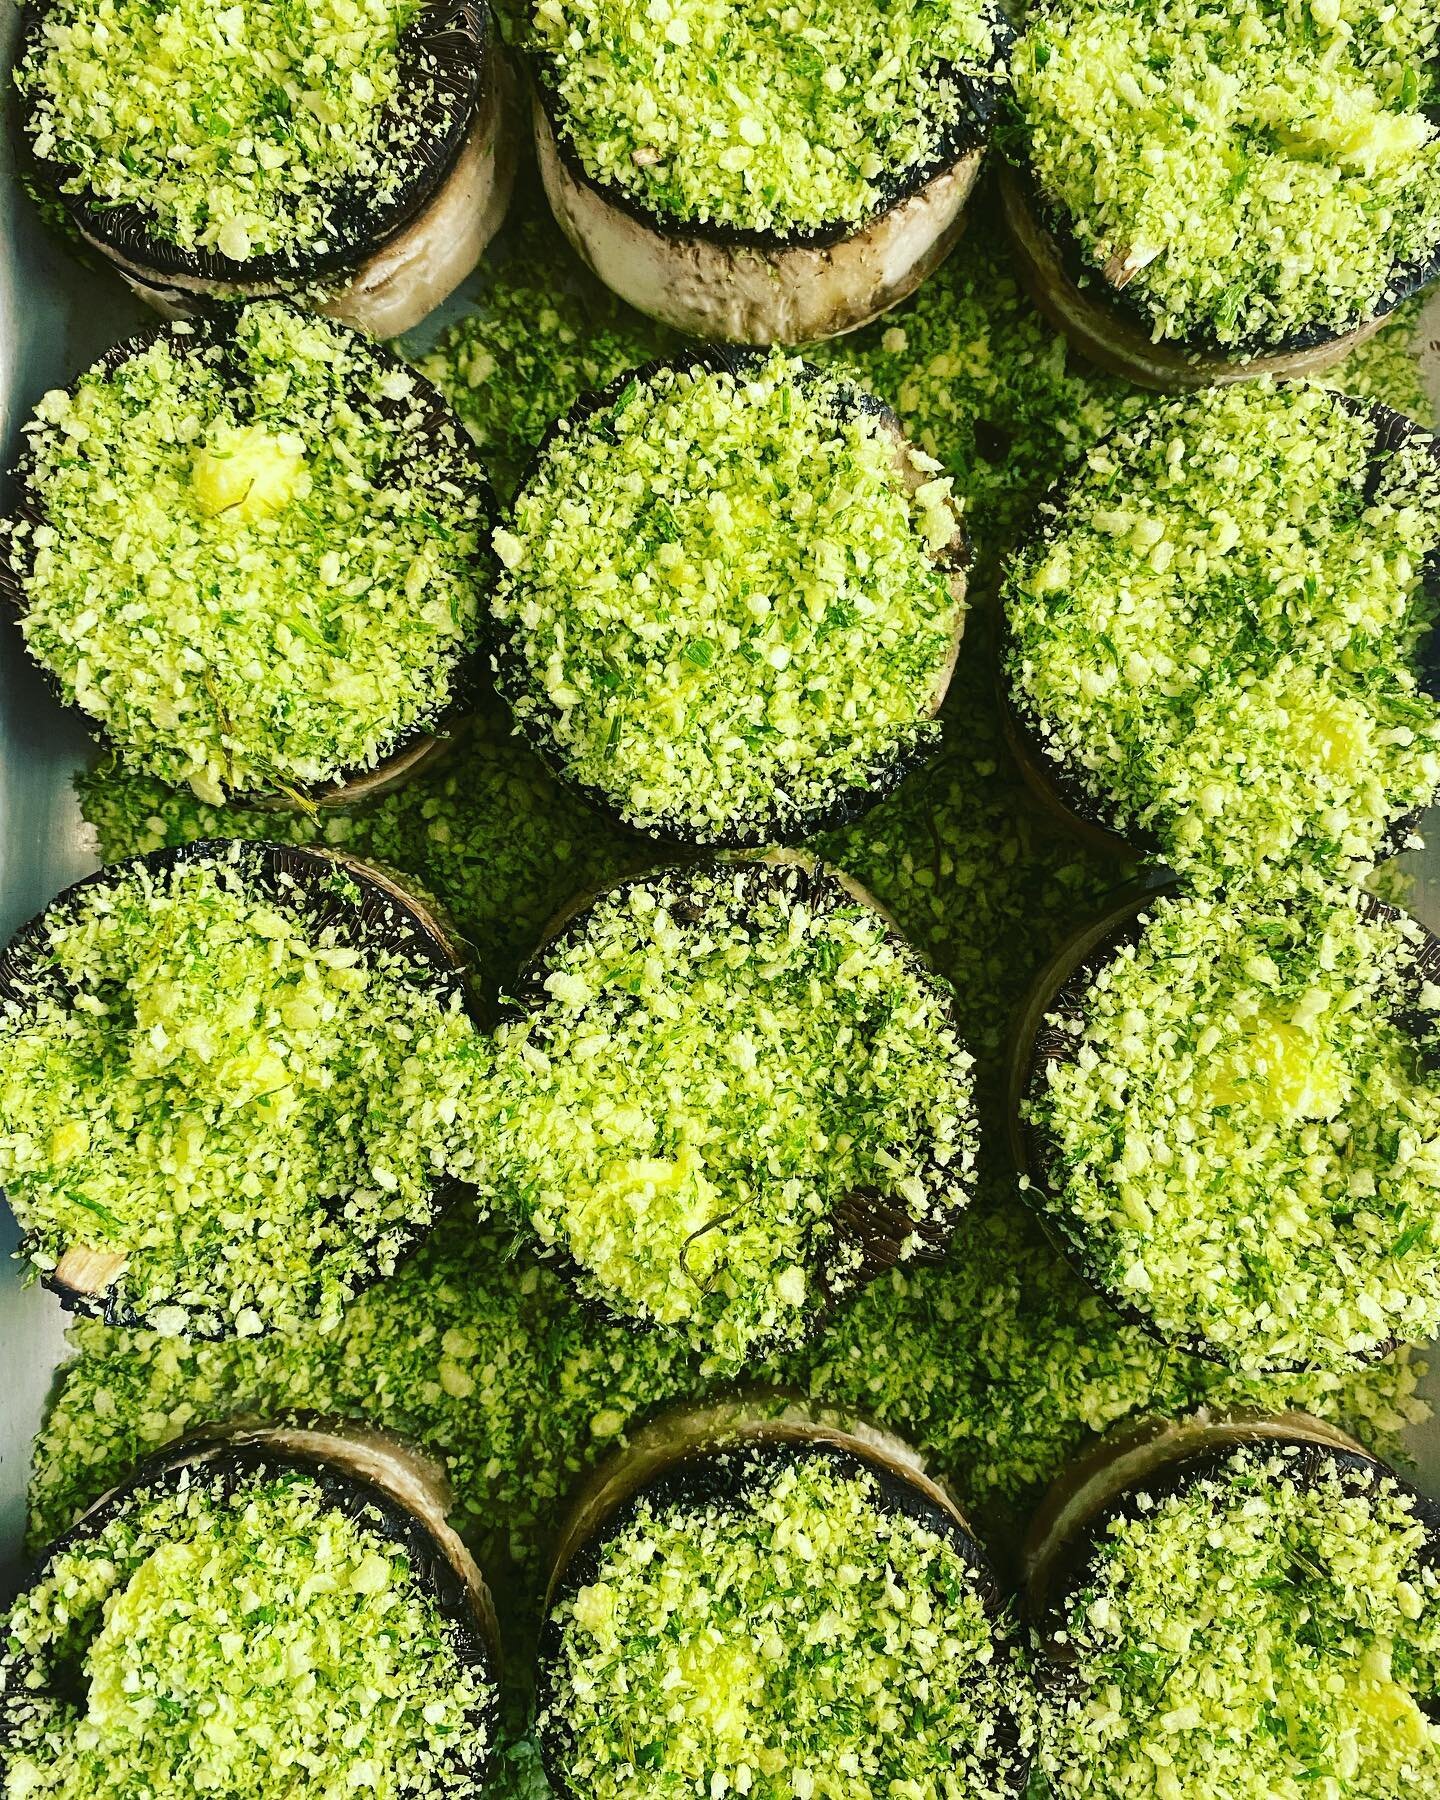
(0, 1466), (493, 1800)
(479, 860), (976, 1369)
(1027, 888), (1440, 1372)
(0, 846), (481, 1338)
(1038, 1445), (1440, 1799)
(5, 304), (488, 805)
(1004, 381), (1440, 884)
(533, 0), (1003, 235)
(492, 352), (963, 843)
(16, 0), (436, 265)
(1014, 0), (1440, 350)
(540, 1450), (1027, 1800)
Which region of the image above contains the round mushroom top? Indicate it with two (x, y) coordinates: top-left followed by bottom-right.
(1002, 381), (1440, 885)
(476, 857), (976, 1369)
(538, 1438), (1027, 1800)
(1013, 0), (1440, 352)
(0, 841), (482, 1338)
(0, 1455), (497, 1800)
(532, 0), (1009, 239)
(15, 0), (479, 273)
(1034, 1439), (1440, 1799)
(491, 350), (966, 845)
(2, 302), (492, 804)
(1023, 885), (1440, 1374)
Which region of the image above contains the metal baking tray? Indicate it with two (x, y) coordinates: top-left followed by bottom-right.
(0, 1), (1438, 1593)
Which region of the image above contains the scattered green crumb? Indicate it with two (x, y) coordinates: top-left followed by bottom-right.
(74, 706), (637, 991)
(1335, 293), (1435, 419)
(0, 1463), (494, 1800)
(1014, 0), (1440, 350)
(1026, 886), (1440, 1372)
(479, 859), (976, 1368)
(532, 0), (1005, 235)
(50, 185), (1440, 1797)
(492, 349), (964, 843)
(1037, 1443), (1440, 1798)
(413, 211), (677, 499)
(1004, 381), (1440, 884)
(0, 842), (481, 1338)
(16, 0), (437, 265)
(538, 1447), (1027, 1800)
(6, 303), (489, 805)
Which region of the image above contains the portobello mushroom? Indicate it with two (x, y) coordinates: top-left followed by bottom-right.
(0, 303), (495, 811)
(0, 838), (481, 1339)
(535, 1398), (1031, 1800)
(479, 853), (977, 1371)
(1007, 882), (1440, 1374)
(1000, 383), (1440, 886)
(1023, 1412), (1440, 1798)
(491, 347), (968, 850)
(14, 0), (517, 336)
(1005, 0), (1440, 389)
(0, 1419), (501, 1799)
(527, 0), (1012, 344)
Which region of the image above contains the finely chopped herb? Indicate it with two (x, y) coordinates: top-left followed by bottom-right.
(50, 189), (1440, 1792)
(1014, 0), (1440, 350)
(16, 0), (436, 266)
(0, 845), (481, 1337)
(5, 304), (489, 805)
(1026, 888), (1440, 1373)
(0, 1465), (494, 1800)
(539, 1450), (1027, 1800)
(1004, 382), (1440, 883)
(1037, 1445), (1440, 1799)
(478, 860), (976, 1368)
(532, 0), (1005, 236)
(492, 351), (964, 843)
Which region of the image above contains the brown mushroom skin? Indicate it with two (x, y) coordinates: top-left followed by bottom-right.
(0, 838), (481, 1332)
(492, 347), (969, 852)
(536, 1398), (1030, 1800)
(1004, 883), (1439, 1373)
(2, 1418), (502, 1793)
(507, 853), (970, 1353)
(1021, 1410), (1420, 1662)
(999, 165), (1397, 392)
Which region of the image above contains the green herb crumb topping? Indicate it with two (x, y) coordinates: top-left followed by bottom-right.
(478, 859), (975, 1369)
(0, 844), (481, 1338)
(6, 304), (488, 806)
(1037, 1444), (1440, 1799)
(17, 0), (437, 266)
(1004, 381), (1440, 883)
(1014, 0), (1440, 350)
(540, 1448), (1027, 1800)
(492, 351), (964, 843)
(533, 0), (1004, 236)
(1026, 887), (1440, 1373)
(0, 1464), (494, 1800)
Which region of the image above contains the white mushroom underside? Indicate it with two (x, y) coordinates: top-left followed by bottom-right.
(999, 167), (1382, 392)
(82, 50), (518, 338)
(535, 100), (984, 345)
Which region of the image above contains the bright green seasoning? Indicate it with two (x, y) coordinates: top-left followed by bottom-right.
(1027, 888), (1440, 1373)
(0, 846), (480, 1338)
(1038, 1445), (1440, 1798)
(492, 351), (964, 843)
(0, 1466), (494, 1800)
(16, 0), (433, 264)
(540, 1450), (1027, 1800)
(1003, 381), (1440, 883)
(478, 860), (976, 1369)
(7, 303), (488, 805)
(532, 0), (1004, 235)
(1015, 0), (1440, 349)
